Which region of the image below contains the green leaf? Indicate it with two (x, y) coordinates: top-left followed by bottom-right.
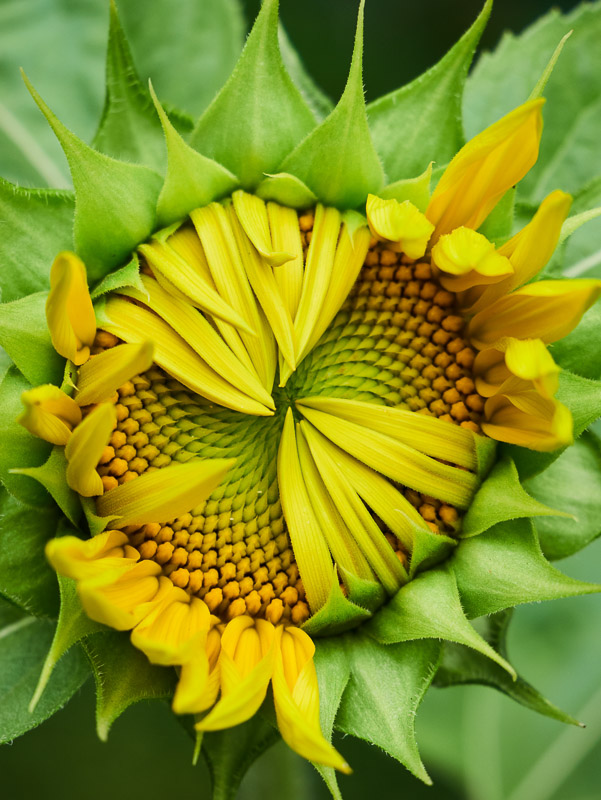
(378, 163), (432, 213)
(29, 574), (105, 711)
(464, 4), (601, 203)
(90, 253), (146, 299)
(461, 456), (567, 539)
(278, 24), (333, 122)
(525, 432), (601, 560)
(280, 0), (384, 209)
(0, 485), (59, 617)
(255, 172), (318, 209)
(0, 365), (52, 507)
(23, 73), (162, 283)
(365, 564), (514, 677)
(312, 637), (352, 800)
(452, 517), (600, 619)
(336, 633), (440, 784)
(434, 609), (581, 727)
(0, 598), (90, 744)
(550, 302), (601, 379)
(0, 179), (74, 303)
(92, 1), (166, 171)
(82, 629), (176, 740)
(151, 86), (238, 227)
(190, 0), (315, 190)
(410, 526), (457, 577)
(302, 568), (372, 637)
(561, 176), (601, 279)
(366, 0), (491, 182)
(0, 291), (64, 386)
(13, 446), (81, 526)
(202, 711), (281, 800)
(478, 187), (516, 245)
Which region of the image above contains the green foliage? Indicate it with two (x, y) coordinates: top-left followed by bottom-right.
(378, 163), (432, 212)
(302, 569), (372, 637)
(525, 432), (601, 560)
(0, 598), (90, 744)
(255, 172), (318, 209)
(0, 179), (74, 302)
(280, 0), (384, 209)
(367, 0), (491, 182)
(0, 486), (59, 617)
(90, 254), (146, 299)
(452, 517), (600, 619)
(551, 302), (601, 379)
(82, 629), (176, 740)
(190, 0), (315, 190)
(336, 634), (440, 784)
(278, 25), (333, 122)
(0, 365), (52, 507)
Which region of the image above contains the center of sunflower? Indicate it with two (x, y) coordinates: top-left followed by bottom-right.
(87, 200), (484, 626)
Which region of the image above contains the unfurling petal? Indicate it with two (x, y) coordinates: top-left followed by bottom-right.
(431, 226), (513, 292)
(45, 252), (96, 365)
(366, 194), (434, 259)
(45, 529), (139, 580)
(474, 338), (560, 399)
(75, 341), (154, 406)
(65, 402), (117, 496)
(482, 392), (573, 452)
(427, 99), (544, 241)
(272, 626), (350, 772)
(172, 623), (221, 715)
(18, 384), (81, 445)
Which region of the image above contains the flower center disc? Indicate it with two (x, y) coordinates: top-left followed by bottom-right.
(91, 207), (484, 626)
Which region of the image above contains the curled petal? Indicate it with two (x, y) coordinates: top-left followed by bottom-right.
(482, 392), (573, 452)
(75, 341), (154, 406)
(474, 338), (560, 399)
(45, 530), (138, 581)
(18, 384), (81, 445)
(65, 402), (117, 497)
(366, 194), (434, 259)
(45, 251), (96, 365)
(431, 226), (513, 292)
(173, 622), (222, 715)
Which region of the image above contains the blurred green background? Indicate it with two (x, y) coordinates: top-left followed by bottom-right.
(2, 1), (600, 799)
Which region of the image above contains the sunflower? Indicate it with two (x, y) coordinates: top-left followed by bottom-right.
(2, 0), (601, 794)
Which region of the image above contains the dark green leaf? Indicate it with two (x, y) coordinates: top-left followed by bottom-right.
(0, 485), (59, 617)
(0, 291), (64, 386)
(525, 432), (601, 560)
(336, 633), (440, 784)
(0, 179), (74, 303)
(280, 0), (384, 209)
(452, 517), (600, 619)
(0, 598), (90, 744)
(92, 1), (166, 171)
(367, 0), (491, 182)
(190, 0), (315, 190)
(0, 365), (52, 507)
(82, 629), (176, 740)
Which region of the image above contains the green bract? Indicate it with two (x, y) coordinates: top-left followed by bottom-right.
(1, 1), (601, 798)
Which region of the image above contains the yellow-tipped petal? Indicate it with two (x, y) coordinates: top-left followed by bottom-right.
(166, 225), (215, 284)
(95, 458), (235, 526)
(45, 251), (96, 365)
(173, 623), (221, 715)
(195, 617), (276, 731)
(431, 226), (513, 292)
(98, 296), (274, 416)
(232, 190), (294, 266)
(482, 392), (573, 452)
(65, 402), (116, 496)
(366, 194), (434, 259)
(18, 384), (81, 445)
(75, 341), (154, 406)
(297, 405), (478, 509)
(468, 279), (601, 349)
(77, 559), (163, 631)
(475, 339), (560, 399)
(268, 202), (304, 319)
(45, 530), (138, 581)
(465, 190), (572, 313)
(131, 581), (211, 665)
(427, 99), (544, 241)
(277, 409), (333, 613)
(272, 626), (350, 773)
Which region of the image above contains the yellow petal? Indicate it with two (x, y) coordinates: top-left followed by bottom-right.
(272, 626), (350, 773)
(482, 392), (573, 452)
(195, 617), (276, 731)
(65, 402), (116, 496)
(75, 341), (154, 406)
(427, 99), (544, 241)
(95, 458), (235, 526)
(468, 279), (601, 349)
(45, 251), (96, 365)
(77, 559), (163, 630)
(45, 529), (138, 581)
(131, 581), (211, 665)
(232, 190), (293, 266)
(173, 623), (221, 715)
(464, 190), (572, 313)
(431, 226), (513, 292)
(18, 384), (81, 445)
(268, 201), (304, 319)
(277, 409), (333, 613)
(474, 338), (560, 399)
(366, 194), (434, 259)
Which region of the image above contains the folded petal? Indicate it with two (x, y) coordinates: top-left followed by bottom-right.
(65, 402), (117, 496)
(366, 194), (434, 259)
(474, 338), (560, 399)
(427, 99), (544, 241)
(482, 392), (573, 452)
(45, 251), (96, 365)
(45, 529), (139, 580)
(172, 622), (222, 715)
(75, 341), (154, 406)
(431, 226), (513, 292)
(18, 384), (81, 445)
